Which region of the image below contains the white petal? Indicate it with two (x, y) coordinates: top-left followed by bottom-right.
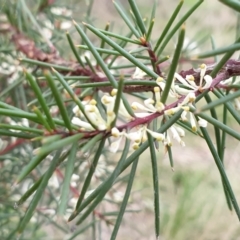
(71, 117), (94, 130)
(125, 130), (142, 143)
(175, 126), (185, 137)
(144, 98), (157, 111)
(134, 112), (152, 118)
(131, 101), (156, 113)
(199, 63), (207, 87)
(109, 136), (123, 153)
(175, 85), (195, 94)
(174, 73), (195, 89)
(198, 117), (207, 128)
(202, 75), (213, 89)
(181, 110), (188, 121)
(111, 127), (120, 137)
(132, 67), (147, 79)
(146, 129), (165, 141)
(181, 92), (196, 105)
(190, 112), (197, 131)
(164, 106), (181, 116)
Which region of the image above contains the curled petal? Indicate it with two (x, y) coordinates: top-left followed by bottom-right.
(181, 92), (196, 105)
(146, 129), (165, 141)
(125, 130), (143, 143)
(71, 117), (94, 130)
(175, 126), (185, 137)
(170, 126), (185, 147)
(119, 100), (134, 121)
(155, 101), (165, 112)
(132, 101), (156, 113)
(199, 63), (207, 87)
(198, 117), (207, 128)
(144, 98), (156, 111)
(174, 73), (195, 90)
(164, 134), (172, 147)
(175, 85), (195, 94)
(181, 110), (188, 121)
(111, 127), (121, 137)
(84, 108), (107, 130)
(134, 112), (152, 118)
(101, 95), (114, 105)
(186, 75), (197, 88)
(190, 112), (197, 131)
(109, 136), (123, 153)
(154, 87), (161, 102)
(132, 67), (147, 79)
(164, 106), (181, 116)
(202, 75), (213, 89)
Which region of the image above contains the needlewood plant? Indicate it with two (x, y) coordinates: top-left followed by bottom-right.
(1, 0), (240, 239)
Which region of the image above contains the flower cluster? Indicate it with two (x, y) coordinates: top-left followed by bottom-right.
(71, 64), (210, 151)
(72, 89), (133, 131)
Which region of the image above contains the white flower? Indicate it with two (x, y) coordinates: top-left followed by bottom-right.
(180, 108), (208, 131)
(189, 112), (197, 132)
(84, 100), (107, 130)
(198, 117), (208, 128)
(170, 126), (185, 147)
(71, 117), (94, 130)
(101, 94), (116, 127)
(109, 135), (123, 153)
(156, 77), (177, 98)
(146, 129), (165, 141)
(131, 85), (165, 114)
(132, 67), (147, 79)
(164, 106), (181, 116)
(174, 64), (212, 94)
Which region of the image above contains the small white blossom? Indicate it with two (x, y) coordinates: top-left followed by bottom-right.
(132, 67), (147, 79)
(84, 100), (107, 130)
(146, 129), (165, 141)
(174, 64), (213, 94)
(198, 117), (208, 128)
(164, 106), (181, 116)
(109, 136), (123, 153)
(101, 94), (116, 127)
(71, 117), (94, 130)
(170, 126), (185, 147)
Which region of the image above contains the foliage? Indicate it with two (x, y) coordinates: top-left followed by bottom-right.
(0, 0), (240, 239)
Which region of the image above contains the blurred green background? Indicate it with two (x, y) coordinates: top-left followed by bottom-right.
(1, 0), (240, 239)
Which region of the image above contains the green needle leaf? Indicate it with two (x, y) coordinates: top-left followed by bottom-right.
(17, 150), (62, 234)
(58, 142), (78, 215)
(83, 22), (159, 79)
(128, 0), (146, 35)
(147, 133), (160, 239)
(161, 24), (185, 103)
(20, 58), (74, 71)
(110, 157), (139, 240)
(66, 32), (84, 67)
(156, 0), (203, 56)
(111, 77), (124, 128)
(195, 112), (240, 140)
(75, 138), (106, 210)
(52, 68), (98, 129)
(154, 0), (184, 53)
(69, 139), (130, 222)
(45, 72), (73, 132)
(219, 0), (240, 13)
(201, 90), (240, 112)
(74, 21), (135, 117)
(193, 43), (240, 59)
(200, 127), (240, 221)
(16, 134), (83, 184)
(113, 1), (140, 38)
